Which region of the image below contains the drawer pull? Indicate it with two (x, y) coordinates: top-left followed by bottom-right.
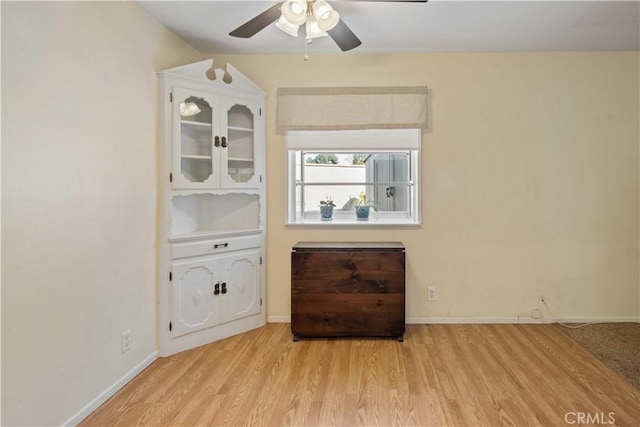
(221, 282), (227, 294)
(214, 243), (229, 249)
(214, 282), (220, 295)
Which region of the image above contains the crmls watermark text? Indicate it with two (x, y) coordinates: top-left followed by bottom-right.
(564, 412), (616, 425)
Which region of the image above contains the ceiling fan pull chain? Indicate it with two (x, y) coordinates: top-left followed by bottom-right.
(304, 19), (311, 62)
(304, 27), (310, 61)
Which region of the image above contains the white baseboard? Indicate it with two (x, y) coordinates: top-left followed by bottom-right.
(550, 316), (639, 324)
(267, 315), (291, 323)
(408, 316), (527, 324)
(270, 316), (639, 325)
(407, 316), (640, 324)
(63, 351), (158, 426)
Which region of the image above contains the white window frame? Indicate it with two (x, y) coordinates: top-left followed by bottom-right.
(286, 129), (422, 227)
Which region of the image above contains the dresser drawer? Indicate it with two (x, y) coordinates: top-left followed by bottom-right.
(172, 234), (262, 259)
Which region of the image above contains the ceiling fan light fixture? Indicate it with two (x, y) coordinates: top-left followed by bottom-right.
(275, 15), (300, 37)
(313, 1), (340, 32)
(305, 16), (328, 39)
(281, 0), (308, 26)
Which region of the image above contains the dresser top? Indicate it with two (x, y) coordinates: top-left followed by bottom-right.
(292, 241), (405, 252)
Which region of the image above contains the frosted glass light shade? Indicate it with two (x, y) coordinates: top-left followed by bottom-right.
(313, 0), (339, 32)
(275, 15), (300, 37)
(306, 16), (328, 39)
(281, 0), (308, 26)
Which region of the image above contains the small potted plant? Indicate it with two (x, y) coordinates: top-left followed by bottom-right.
(355, 194), (377, 221)
(319, 197), (336, 221)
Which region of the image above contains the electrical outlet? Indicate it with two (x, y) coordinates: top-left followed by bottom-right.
(121, 330), (132, 353)
(427, 286), (437, 301)
(531, 309), (542, 320)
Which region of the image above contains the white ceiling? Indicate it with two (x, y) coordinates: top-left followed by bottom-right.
(136, 0), (640, 54)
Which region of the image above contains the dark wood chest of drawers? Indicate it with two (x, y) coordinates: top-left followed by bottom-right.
(291, 242), (405, 341)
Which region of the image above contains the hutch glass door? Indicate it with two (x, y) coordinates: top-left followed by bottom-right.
(222, 100), (259, 188)
(173, 88), (217, 188)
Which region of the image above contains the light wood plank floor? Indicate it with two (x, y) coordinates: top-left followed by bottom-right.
(81, 323), (639, 426)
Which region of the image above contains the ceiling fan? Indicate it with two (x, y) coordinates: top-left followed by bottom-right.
(229, 0), (428, 53)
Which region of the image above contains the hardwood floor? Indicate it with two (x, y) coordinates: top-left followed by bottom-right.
(81, 323), (639, 426)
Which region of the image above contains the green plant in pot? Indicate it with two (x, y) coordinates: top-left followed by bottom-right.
(355, 194), (377, 221)
(319, 197), (336, 221)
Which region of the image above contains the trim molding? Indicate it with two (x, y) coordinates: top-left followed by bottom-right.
(549, 316), (639, 324)
(267, 315), (291, 323)
(268, 316), (639, 325)
(63, 351), (158, 426)
(407, 316), (640, 324)
(408, 317), (529, 324)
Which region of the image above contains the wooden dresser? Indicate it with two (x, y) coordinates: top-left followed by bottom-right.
(291, 242), (405, 341)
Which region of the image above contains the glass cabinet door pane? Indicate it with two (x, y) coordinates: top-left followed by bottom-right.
(179, 96), (213, 183)
(226, 104), (254, 183)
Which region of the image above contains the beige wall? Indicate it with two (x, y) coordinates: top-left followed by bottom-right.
(1, 2), (638, 424)
(210, 52), (639, 323)
(1, 2), (201, 425)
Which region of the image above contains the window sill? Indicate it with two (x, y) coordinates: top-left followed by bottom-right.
(286, 218), (421, 229)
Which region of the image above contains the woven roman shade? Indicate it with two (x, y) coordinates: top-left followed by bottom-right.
(276, 86), (428, 134)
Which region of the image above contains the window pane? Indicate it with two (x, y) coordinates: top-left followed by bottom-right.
(301, 152), (366, 184)
(298, 151), (410, 213)
(286, 129), (421, 226)
(303, 185), (366, 213)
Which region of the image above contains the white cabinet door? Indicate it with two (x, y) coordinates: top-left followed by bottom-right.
(220, 96), (262, 189)
(171, 257), (222, 338)
(172, 90), (262, 191)
(221, 249), (261, 323)
(171, 249), (261, 338)
(171, 87), (221, 189)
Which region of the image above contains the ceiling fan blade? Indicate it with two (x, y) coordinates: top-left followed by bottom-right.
(229, 2), (284, 38)
(327, 19), (362, 51)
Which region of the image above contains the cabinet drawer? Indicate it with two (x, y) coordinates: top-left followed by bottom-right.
(172, 234), (262, 259)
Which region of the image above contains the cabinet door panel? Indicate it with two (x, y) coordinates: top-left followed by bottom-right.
(172, 87), (220, 189)
(172, 258), (221, 337)
(220, 97), (261, 189)
(221, 250), (261, 323)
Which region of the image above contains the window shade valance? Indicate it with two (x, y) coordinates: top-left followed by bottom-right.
(277, 86), (428, 134)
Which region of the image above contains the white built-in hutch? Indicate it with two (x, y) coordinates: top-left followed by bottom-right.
(158, 60), (266, 356)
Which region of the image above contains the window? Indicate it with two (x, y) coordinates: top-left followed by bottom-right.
(286, 129), (421, 226)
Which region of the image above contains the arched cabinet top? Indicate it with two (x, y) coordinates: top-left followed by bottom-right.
(158, 59), (266, 99)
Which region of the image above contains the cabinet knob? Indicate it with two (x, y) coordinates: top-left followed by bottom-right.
(214, 282), (220, 295)
(214, 136), (221, 147)
(221, 282), (227, 294)
(221, 136), (228, 148)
